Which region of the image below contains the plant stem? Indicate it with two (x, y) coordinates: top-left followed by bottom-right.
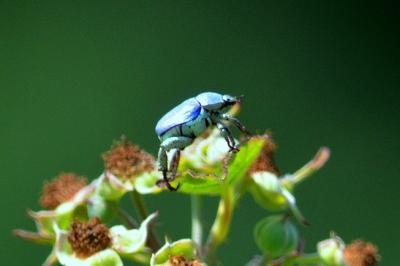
(117, 208), (139, 228)
(131, 190), (149, 221)
(43, 249), (57, 266)
(191, 195), (203, 248)
(245, 255), (268, 266)
(282, 253), (322, 266)
(291, 147), (330, 185)
(204, 187), (234, 262)
(130, 190), (160, 252)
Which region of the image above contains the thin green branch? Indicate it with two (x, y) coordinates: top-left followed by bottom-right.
(204, 187), (234, 262)
(131, 190), (149, 221)
(282, 253), (322, 266)
(191, 195), (203, 248)
(291, 147), (330, 185)
(130, 190), (160, 252)
(117, 208), (139, 228)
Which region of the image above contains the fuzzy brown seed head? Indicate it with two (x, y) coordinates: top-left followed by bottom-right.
(249, 133), (280, 176)
(67, 217), (111, 258)
(167, 255), (202, 266)
(40, 173), (87, 209)
(344, 240), (380, 266)
(102, 136), (155, 179)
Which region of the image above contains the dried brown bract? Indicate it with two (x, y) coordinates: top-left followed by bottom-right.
(168, 255), (203, 266)
(40, 173), (87, 209)
(344, 240), (380, 266)
(67, 217), (111, 258)
(249, 133), (280, 176)
(102, 136), (155, 179)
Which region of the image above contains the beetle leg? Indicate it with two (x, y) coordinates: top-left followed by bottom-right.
(216, 122), (240, 153)
(157, 146), (168, 174)
(169, 149), (181, 181)
(157, 136), (193, 191)
(221, 114), (252, 137)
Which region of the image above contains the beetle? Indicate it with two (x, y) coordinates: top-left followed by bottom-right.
(155, 92), (251, 191)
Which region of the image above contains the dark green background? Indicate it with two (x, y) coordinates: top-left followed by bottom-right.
(1, 1), (399, 265)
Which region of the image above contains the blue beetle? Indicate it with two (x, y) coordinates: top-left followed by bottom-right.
(155, 92), (251, 191)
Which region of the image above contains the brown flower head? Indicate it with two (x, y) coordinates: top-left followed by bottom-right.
(67, 217), (111, 258)
(40, 173), (87, 209)
(249, 133), (280, 176)
(168, 255), (202, 266)
(344, 240), (380, 266)
(102, 136), (155, 179)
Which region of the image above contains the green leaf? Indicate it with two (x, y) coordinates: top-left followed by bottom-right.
(172, 137), (265, 195)
(227, 137), (265, 186)
(171, 172), (222, 195)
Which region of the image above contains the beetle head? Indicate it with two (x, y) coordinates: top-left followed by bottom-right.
(222, 94), (242, 104)
(196, 92), (240, 112)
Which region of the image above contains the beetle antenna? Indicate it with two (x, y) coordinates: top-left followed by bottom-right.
(236, 94), (244, 103)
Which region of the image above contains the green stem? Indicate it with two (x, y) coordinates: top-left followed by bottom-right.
(282, 253), (322, 266)
(191, 195), (203, 248)
(117, 208), (139, 228)
(130, 190), (160, 252)
(43, 248), (57, 266)
(282, 147), (330, 187)
(204, 187), (234, 262)
(131, 190), (149, 221)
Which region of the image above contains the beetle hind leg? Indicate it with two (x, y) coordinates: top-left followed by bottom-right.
(156, 136), (193, 191)
(163, 169), (180, 191)
(169, 149), (181, 181)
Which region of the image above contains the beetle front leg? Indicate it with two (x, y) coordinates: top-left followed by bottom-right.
(221, 113), (252, 137)
(216, 122), (240, 153)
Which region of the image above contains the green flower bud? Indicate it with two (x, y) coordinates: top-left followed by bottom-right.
(254, 215), (299, 259)
(250, 172), (308, 224)
(250, 172), (286, 211)
(317, 233), (347, 266)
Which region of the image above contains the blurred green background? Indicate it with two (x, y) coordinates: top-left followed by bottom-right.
(1, 1), (399, 265)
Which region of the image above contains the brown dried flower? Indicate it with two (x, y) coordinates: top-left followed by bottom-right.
(168, 255), (203, 266)
(344, 240), (380, 266)
(40, 173), (87, 209)
(67, 217), (111, 258)
(102, 136), (155, 179)
(249, 133), (280, 176)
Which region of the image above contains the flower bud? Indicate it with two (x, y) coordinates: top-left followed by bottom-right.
(254, 215), (299, 259)
(317, 233), (347, 266)
(250, 172), (285, 211)
(250, 172), (308, 224)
